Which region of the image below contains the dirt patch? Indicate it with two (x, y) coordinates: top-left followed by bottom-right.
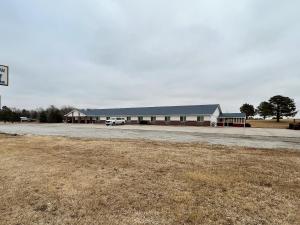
(248, 119), (300, 129)
(0, 134), (299, 225)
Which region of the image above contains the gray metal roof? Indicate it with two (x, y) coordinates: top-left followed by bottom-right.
(219, 113), (246, 118)
(79, 104), (220, 116)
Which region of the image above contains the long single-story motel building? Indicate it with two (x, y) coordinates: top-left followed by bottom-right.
(65, 104), (246, 127)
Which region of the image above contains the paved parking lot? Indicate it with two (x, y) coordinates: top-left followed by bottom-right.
(0, 123), (299, 150)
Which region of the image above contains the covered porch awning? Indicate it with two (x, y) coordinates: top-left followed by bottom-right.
(218, 113), (246, 127)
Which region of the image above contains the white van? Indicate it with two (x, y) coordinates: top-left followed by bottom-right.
(105, 117), (126, 126)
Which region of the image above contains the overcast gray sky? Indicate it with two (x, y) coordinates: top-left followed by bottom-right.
(0, 0), (299, 115)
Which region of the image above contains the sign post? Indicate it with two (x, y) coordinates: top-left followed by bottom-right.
(0, 65), (9, 86)
(0, 65), (9, 109)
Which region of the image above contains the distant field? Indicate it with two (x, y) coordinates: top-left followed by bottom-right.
(0, 134), (299, 225)
(247, 119), (300, 129)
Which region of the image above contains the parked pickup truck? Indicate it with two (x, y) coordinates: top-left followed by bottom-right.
(105, 117), (126, 126)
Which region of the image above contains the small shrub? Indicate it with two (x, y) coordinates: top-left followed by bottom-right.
(139, 120), (150, 125)
(289, 123), (300, 130)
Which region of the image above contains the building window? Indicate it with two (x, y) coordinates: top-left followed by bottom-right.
(165, 116), (170, 122)
(197, 116), (204, 122)
(138, 116), (143, 121)
(127, 117), (131, 121)
(180, 116), (186, 122)
(151, 116), (156, 122)
(106, 117), (110, 120)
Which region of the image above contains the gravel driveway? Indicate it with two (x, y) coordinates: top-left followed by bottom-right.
(0, 123), (299, 150)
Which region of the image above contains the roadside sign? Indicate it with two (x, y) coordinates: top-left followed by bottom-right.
(0, 65), (8, 86)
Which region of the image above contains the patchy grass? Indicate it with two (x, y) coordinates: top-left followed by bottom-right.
(247, 119), (300, 129)
(0, 134), (299, 225)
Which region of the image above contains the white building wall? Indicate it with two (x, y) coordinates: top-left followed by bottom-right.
(156, 116), (165, 121)
(210, 107), (221, 124)
(186, 116), (197, 121)
(171, 116), (180, 121)
(204, 115), (210, 121)
(66, 107), (222, 125)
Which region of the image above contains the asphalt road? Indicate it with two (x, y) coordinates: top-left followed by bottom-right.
(0, 123), (300, 150)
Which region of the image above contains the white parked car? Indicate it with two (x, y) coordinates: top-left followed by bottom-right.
(105, 117), (126, 126)
(20, 117), (31, 122)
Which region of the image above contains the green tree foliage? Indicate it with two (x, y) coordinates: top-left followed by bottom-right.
(269, 95), (297, 122)
(0, 106), (12, 122)
(30, 110), (38, 120)
(21, 109), (30, 118)
(46, 105), (63, 123)
(0, 106), (21, 123)
(240, 103), (255, 119)
(38, 110), (48, 123)
(257, 101), (274, 119)
(0, 105), (74, 123)
(10, 110), (20, 122)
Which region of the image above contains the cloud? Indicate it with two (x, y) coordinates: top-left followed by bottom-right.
(0, 0), (299, 116)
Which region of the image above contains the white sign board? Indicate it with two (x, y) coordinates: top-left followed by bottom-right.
(0, 65), (8, 86)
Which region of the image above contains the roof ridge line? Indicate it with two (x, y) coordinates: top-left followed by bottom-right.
(82, 104), (220, 111)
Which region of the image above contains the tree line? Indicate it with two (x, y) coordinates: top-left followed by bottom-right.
(240, 95), (297, 122)
(0, 106), (74, 123)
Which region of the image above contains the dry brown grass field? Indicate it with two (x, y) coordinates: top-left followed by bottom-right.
(247, 119), (300, 129)
(0, 134), (299, 225)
